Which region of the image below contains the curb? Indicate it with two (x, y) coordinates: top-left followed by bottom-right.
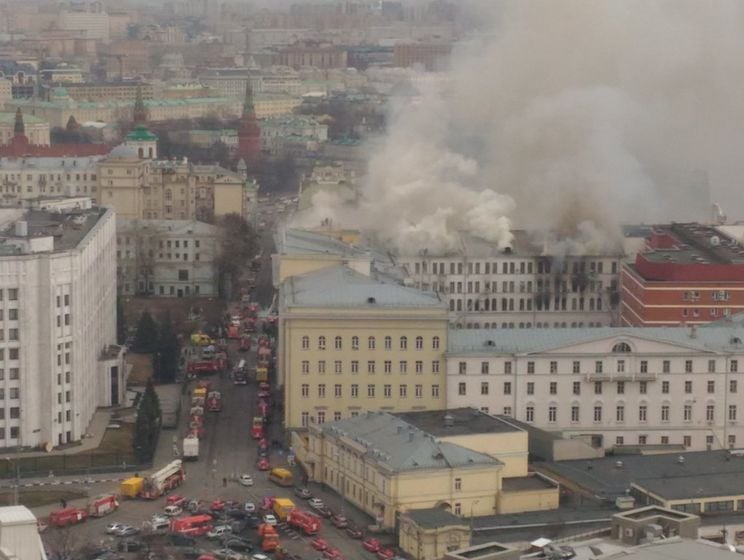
(7, 477), (126, 488)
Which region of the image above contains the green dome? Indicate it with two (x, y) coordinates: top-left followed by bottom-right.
(126, 124), (158, 141)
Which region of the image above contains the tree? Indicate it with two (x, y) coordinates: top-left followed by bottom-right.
(46, 527), (84, 560)
(155, 315), (180, 383)
(215, 214), (259, 298)
(133, 379), (161, 463)
(133, 311), (158, 353)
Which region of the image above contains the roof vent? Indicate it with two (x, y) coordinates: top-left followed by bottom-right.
(678, 455), (685, 465)
(367, 297), (376, 304)
(443, 414), (454, 427)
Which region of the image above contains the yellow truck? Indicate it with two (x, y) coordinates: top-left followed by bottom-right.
(190, 333), (214, 346)
(119, 476), (144, 498)
(272, 497), (296, 521)
(193, 387), (207, 399)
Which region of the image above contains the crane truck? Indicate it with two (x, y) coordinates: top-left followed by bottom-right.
(119, 460), (185, 499)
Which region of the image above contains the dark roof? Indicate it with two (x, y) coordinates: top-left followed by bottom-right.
(502, 475), (556, 492)
(393, 408), (522, 437)
(537, 450), (744, 499)
(634, 471), (744, 501)
(404, 508), (468, 529)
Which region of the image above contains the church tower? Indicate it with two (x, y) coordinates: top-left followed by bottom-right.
(236, 80), (261, 166)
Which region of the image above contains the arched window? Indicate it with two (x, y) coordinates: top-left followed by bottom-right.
(384, 336), (392, 350)
(301, 336), (309, 350)
(400, 336), (408, 350)
(415, 336), (423, 350)
(351, 336), (359, 350)
(432, 336), (440, 350)
(612, 342), (632, 353)
(368, 336), (375, 350)
(335, 336), (342, 350)
(318, 336), (326, 350)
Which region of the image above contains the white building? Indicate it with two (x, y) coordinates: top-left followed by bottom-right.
(396, 232), (624, 329)
(0, 506), (45, 560)
(0, 157), (103, 202)
(0, 206), (123, 449)
(446, 322), (744, 452)
(260, 115), (328, 152)
(58, 8), (110, 41)
(117, 219), (220, 297)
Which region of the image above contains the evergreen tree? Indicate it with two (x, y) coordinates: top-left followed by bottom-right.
(133, 311), (158, 353)
(155, 315), (180, 383)
(133, 379), (161, 462)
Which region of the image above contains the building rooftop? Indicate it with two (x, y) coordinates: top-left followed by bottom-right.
(275, 227), (374, 259)
(320, 411), (501, 473)
(537, 449), (744, 499)
(394, 408), (521, 437)
(501, 475), (556, 492)
(605, 540), (740, 560)
(0, 207), (107, 254)
(126, 125), (158, 141)
(0, 505), (36, 526)
(447, 325), (744, 355)
(282, 265), (445, 309)
(404, 507), (468, 529)
(642, 223), (744, 265)
(0, 156), (103, 169)
(118, 218), (218, 236)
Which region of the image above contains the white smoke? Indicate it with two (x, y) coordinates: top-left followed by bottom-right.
(295, 0), (744, 254)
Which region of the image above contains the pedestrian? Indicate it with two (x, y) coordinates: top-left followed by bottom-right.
(222, 477), (227, 487)
(61, 498), (67, 508)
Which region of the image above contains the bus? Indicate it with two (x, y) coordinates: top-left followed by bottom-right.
(170, 514), (213, 536)
(268, 467), (294, 487)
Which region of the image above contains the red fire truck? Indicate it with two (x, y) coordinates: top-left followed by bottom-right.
(49, 507), (88, 527)
(207, 391), (222, 412)
(170, 514), (213, 536)
(251, 416), (265, 439)
(88, 494), (119, 517)
(287, 509), (321, 535)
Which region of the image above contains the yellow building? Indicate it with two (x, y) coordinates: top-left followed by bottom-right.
(279, 264), (449, 428)
(399, 509), (471, 560)
(296, 408), (560, 528)
(254, 93), (303, 118)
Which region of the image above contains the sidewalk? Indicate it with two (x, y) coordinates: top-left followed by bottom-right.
(13, 408), (113, 458)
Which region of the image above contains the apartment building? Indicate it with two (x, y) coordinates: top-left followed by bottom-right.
(0, 206), (124, 449)
(446, 322), (744, 452)
(0, 156), (102, 202)
(396, 232), (624, 329)
(117, 219), (219, 297)
(61, 82), (154, 102)
(279, 265), (449, 428)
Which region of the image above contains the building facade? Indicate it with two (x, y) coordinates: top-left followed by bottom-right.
(621, 223), (744, 326)
(446, 324), (744, 452)
(396, 233), (624, 329)
(117, 219), (219, 297)
(60, 82), (154, 102)
(0, 156), (102, 201)
(279, 265), (449, 428)
(0, 206), (123, 449)
(0, 112), (49, 146)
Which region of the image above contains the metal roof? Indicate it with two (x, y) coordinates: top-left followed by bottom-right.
(0, 505), (36, 525)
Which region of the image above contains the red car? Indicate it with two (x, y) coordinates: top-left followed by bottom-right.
(363, 538), (381, 553)
(324, 548), (344, 560)
(166, 494), (186, 507)
(258, 382), (270, 392)
(311, 537), (328, 551)
(377, 548), (395, 560)
(210, 499), (225, 512)
(257, 458), (270, 471)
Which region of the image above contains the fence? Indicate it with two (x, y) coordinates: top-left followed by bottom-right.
(0, 453), (152, 479)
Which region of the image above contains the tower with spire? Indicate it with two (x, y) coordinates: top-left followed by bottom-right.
(236, 80), (261, 167)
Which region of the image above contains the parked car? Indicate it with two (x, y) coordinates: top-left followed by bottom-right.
(114, 525), (139, 537)
(256, 458), (270, 471)
(363, 538), (381, 553)
(308, 498), (324, 509)
(377, 548), (396, 560)
(262, 514), (277, 526)
(105, 522), (125, 535)
(116, 539), (145, 552)
(168, 533), (197, 547)
(243, 502), (256, 514)
(225, 508), (248, 520)
(310, 537), (328, 551)
(250, 554), (270, 560)
(323, 548), (344, 560)
(239, 474), (254, 487)
(213, 549), (245, 560)
(211, 499), (226, 512)
(293, 487), (311, 499)
(316, 506), (333, 519)
(207, 525), (233, 540)
(222, 537), (254, 552)
(346, 524), (363, 539)
(331, 514), (348, 529)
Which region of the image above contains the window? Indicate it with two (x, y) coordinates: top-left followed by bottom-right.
(548, 405), (557, 422)
(400, 336), (407, 350)
(640, 360), (648, 373)
(504, 362), (512, 374)
(351, 336), (359, 350)
(351, 361), (359, 374)
(334, 384), (342, 398)
(706, 380), (716, 394)
(549, 381), (557, 395)
(573, 382), (581, 395)
(639, 405), (647, 422)
(318, 384), (326, 398)
(706, 404), (715, 422)
(729, 404), (737, 422)
(593, 405), (602, 422)
(7, 289), (16, 301)
(454, 503), (461, 516)
(616, 436), (624, 445)
(318, 336), (326, 350)
(399, 361), (407, 374)
(458, 382), (466, 396)
(595, 361), (603, 374)
(638, 435), (647, 445)
(571, 405), (580, 422)
(685, 381), (693, 394)
(301, 384), (309, 397)
(504, 381), (512, 395)
(481, 382), (489, 395)
(415, 361), (423, 374)
(415, 336), (423, 350)
(663, 360), (671, 373)
(368, 336), (376, 350)
(367, 385), (375, 398)
(400, 384), (408, 398)
(415, 384), (423, 398)
(432, 385), (440, 398)
(481, 362), (489, 375)
(617, 360), (625, 373)
(527, 361), (535, 374)
(527, 382), (535, 395)
(351, 384), (359, 398)
(334, 361), (342, 374)
(731, 380), (738, 393)
(384, 384), (392, 398)
(684, 404), (692, 422)
(432, 336), (440, 350)
(612, 342), (632, 353)
(384, 361), (392, 374)
(732, 360), (739, 373)
(454, 478), (462, 491)
(301, 361), (310, 374)
(432, 361), (440, 374)
(384, 336), (392, 350)
(662, 381), (670, 394)
(683, 435), (692, 447)
(685, 360), (693, 373)
(708, 360), (716, 373)
(616, 405), (625, 422)
(550, 361), (558, 374)
(594, 381), (602, 394)
(526, 406), (535, 422)
(368, 361), (376, 374)
(317, 411), (326, 424)
(617, 381), (625, 394)
(572, 361), (581, 374)
(335, 336), (342, 350)
(639, 381), (647, 394)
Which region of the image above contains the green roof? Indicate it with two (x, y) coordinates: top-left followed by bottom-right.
(126, 125), (158, 141)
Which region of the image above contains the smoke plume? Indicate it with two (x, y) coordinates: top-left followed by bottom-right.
(295, 0), (744, 254)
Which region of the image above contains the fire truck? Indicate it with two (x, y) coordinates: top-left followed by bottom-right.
(88, 494), (119, 517)
(49, 507), (88, 527)
(251, 416), (265, 439)
(258, 523), (280, 552)
(207, 391), (222, 412)
(287, 510), (321, 535)
(170, 514), (213, 536)
(120, 460), (185, 499)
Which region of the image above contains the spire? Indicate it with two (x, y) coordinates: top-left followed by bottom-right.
(66, 115), (80, 131)
(242, 79), (255, 118)
(133, 85), (147, 124)
(13, 108), (24, 136)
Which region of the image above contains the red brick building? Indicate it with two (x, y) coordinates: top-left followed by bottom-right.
(621, 223), (744, 326)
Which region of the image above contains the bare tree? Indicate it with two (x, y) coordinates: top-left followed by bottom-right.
(44, 527), (86, 560)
